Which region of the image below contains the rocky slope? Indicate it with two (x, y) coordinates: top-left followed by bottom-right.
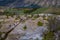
(0, 0), (60, 8)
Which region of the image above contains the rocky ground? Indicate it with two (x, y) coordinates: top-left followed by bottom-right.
(0, 14), (50, 40)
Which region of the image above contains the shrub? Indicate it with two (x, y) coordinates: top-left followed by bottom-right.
(0, 22), (2, 28)
(37, 21), (43, 26)
(32, 16), (39, 20)
(23, 25), (27, 30)
(43, 31), (54, 40)
(34, 15), (39, 19)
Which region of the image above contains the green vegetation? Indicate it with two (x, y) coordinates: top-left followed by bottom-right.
(0, 32), (2, 37)
(56, 21), (60, 31)
(3, 8), (49, 15)
(32, 18), (36, 20)
(4, 8), (24, 16)
(32, 15), (39, 20)
(4, 8), (38, 15)
(42, 17), (55, 40)
(4, 11), (15, 18)
(1, 8), (60, 16)
(32, 16), (39, 20)
(31, 8), (48, 14)
(37, 21), (43, 26)
(24, 8), (38, 14)
(43, 31), (54, 40)
(34, 15), (39, 19)
(57, 26), (60, 31)
(0, 22), (2, 28)
(23, 25), (27, 30)
(44, 8), (60, 15)
(43, 15), (60, 40)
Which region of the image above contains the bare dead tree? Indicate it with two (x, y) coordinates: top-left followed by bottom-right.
(0, 21), (20, 40)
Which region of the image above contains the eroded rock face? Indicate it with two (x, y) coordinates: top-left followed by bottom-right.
(25, 0), (60, 7)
